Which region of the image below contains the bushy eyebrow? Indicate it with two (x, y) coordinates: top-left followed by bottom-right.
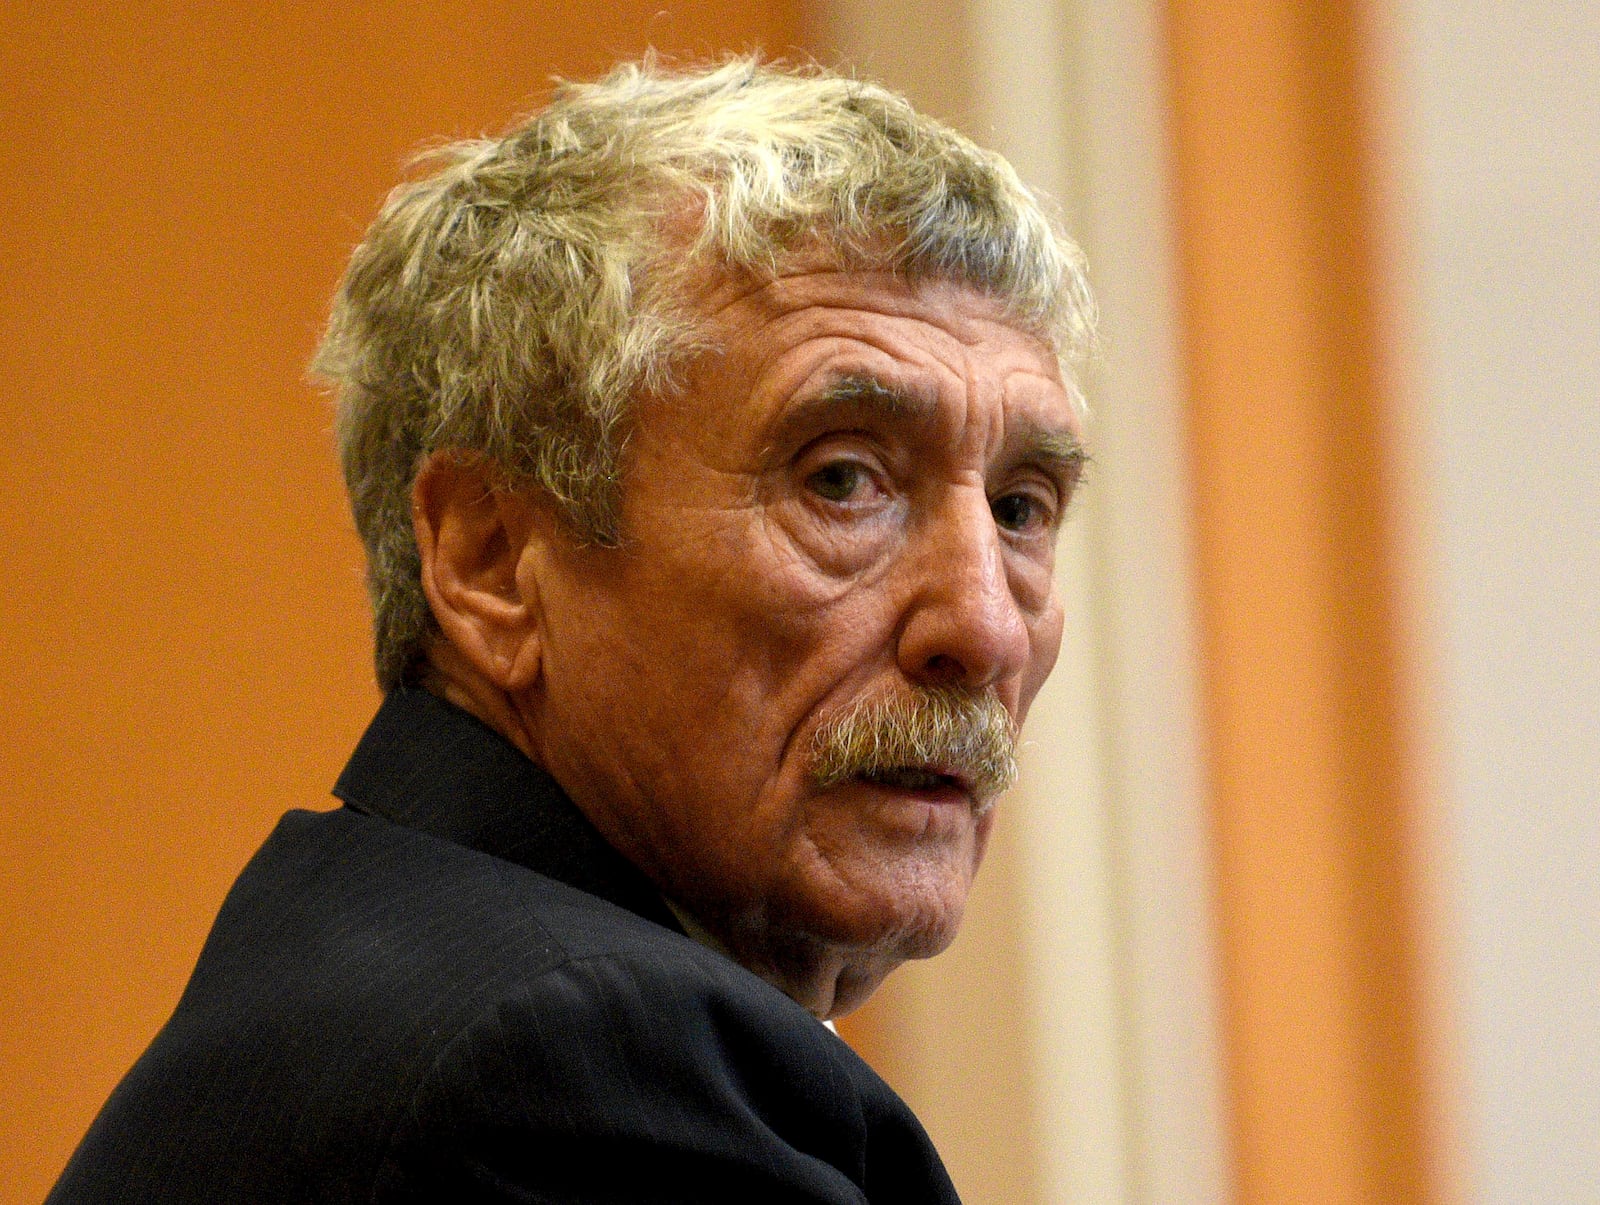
(1022, 428), (1091, 485)
(760, 373), (935, 457)
(773, 371), (1089, 485)
(810, 373), (939, 421)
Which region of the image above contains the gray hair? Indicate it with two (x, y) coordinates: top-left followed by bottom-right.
(312, 56), (1095, 689)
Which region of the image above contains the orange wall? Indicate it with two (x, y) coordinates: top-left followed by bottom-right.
(0, 4), (802, 1198)
(1161, 1), (1447, 1200)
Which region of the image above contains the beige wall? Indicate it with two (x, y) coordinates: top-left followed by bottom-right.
(0, 5), (802, 1199)
(1384, 2), (1600, 1200)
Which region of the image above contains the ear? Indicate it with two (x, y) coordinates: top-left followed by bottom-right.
(412, 452), (543, 692)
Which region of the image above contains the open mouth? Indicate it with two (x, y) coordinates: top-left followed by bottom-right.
(856, 766), (963, 792)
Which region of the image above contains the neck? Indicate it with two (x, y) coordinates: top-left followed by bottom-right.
(420, 642), (539, 761)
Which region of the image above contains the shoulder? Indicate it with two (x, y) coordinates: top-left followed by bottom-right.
(378, 937), (883, 1200)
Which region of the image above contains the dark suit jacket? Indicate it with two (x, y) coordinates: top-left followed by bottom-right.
(49, 689), (960, 1203)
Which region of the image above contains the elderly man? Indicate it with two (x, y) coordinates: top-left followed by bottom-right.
(51, 58), (1092, 1203)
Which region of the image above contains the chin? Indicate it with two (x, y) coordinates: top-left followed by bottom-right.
(832, 810), (992, 955)
(793, 860), (977, 961)
(875, 891), (970, 961)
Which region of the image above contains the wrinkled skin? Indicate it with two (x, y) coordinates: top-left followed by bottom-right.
(417, 271), (1086, 1018)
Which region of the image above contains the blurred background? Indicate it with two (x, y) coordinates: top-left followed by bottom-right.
(2, 1), (1594, 1201)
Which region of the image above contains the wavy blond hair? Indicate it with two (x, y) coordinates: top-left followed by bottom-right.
(313, 56), (1094, 689)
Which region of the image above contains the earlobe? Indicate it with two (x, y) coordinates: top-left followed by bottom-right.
(412, 452), (543, 692)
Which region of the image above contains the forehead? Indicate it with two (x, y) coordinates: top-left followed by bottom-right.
(682, 269), (1081, 438)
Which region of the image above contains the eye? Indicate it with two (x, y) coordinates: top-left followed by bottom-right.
(806, 459), (868, 503)
(991, 489), (1053, 533)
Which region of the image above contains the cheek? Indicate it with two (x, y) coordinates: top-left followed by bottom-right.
(727, 520), (886, 654)
(771, 500), (907, 582)
(1017, 594), (1066, 722)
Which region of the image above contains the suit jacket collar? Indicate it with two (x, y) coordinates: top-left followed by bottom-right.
(332, 687), (682, 935)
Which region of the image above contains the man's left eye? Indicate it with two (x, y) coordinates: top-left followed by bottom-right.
(992, 491), (1047, 532)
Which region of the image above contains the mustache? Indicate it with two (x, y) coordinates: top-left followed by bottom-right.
(809, 686), (1019, 808)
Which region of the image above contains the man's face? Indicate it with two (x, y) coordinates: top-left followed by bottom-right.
(522, 270), (1084, 1014)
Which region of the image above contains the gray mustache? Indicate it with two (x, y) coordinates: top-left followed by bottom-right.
(809, 687), (1019, 808)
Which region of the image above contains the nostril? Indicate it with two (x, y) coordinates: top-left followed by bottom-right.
(922, 653), (965, 684)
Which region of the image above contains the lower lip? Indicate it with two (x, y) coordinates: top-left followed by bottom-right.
(847, 777), (975, 836)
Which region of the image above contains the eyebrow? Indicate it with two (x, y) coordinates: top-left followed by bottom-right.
(812, 373), (939, 420)
(776, 371), (1090, 480)
(760, 373), (935, 455)
(1024, 427), (1091, 483)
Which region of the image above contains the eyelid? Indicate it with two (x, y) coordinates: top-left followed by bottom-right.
(794, 431), (891, 475)
(993, 476), (1065, 534)
(797, 439), (894, 510)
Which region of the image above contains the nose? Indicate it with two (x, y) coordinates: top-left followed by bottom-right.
(895, 491), (1032, 692)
